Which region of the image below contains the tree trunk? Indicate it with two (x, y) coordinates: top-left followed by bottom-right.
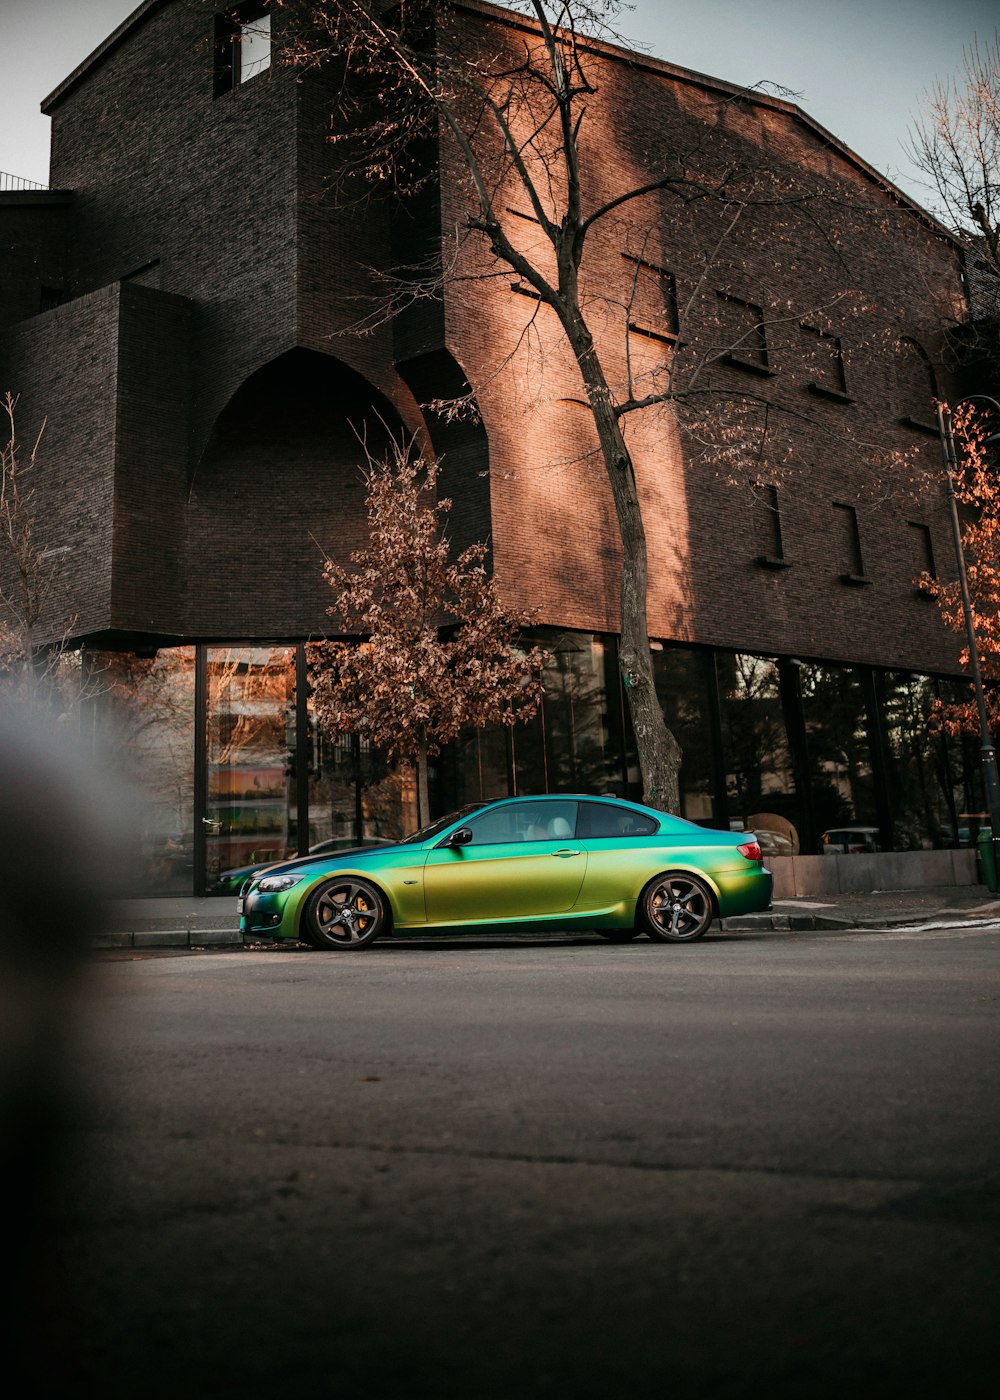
(567, 319), (682, 812)
(416, 730), (431, 828)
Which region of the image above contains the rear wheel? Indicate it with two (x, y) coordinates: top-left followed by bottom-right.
(640, 873), (715, 943)
(303, 877), (387, 950)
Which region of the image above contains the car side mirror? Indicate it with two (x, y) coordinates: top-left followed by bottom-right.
(443, 826), (473, 849)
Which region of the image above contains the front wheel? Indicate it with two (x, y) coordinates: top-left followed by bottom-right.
(639, 873), (715, 943)
(303, 877), (388, 950)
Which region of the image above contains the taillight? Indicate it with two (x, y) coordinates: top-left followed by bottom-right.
(737, 840), (762, 862)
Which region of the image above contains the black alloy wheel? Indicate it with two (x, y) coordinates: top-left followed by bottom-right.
(303, 877), (388, 950)
(640, 873), (715, 942)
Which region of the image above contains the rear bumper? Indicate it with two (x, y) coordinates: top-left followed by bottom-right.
(714, 865), (773, 918)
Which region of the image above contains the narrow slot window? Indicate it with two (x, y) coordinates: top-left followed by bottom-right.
(717, 292), (770, 373)
(800, 323), (850, 400)
(909, 521), (937, 596)
(755, 484), (789, 568)
(833, 502), (868, 584)
(622, 254), (679, 343)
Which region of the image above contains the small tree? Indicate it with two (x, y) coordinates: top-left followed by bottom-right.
(924, 404), (1000, 736)
(309, 439), (547, 825)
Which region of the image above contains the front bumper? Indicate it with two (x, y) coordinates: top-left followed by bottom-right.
(240, 887), (297, 938)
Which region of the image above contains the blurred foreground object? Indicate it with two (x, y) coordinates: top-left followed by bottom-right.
(0, 704), (119, 1391)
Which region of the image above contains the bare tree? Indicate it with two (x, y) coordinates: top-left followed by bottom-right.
(0, 391), (83, 711)
(309, 436), (547, 824)
(0, 392), (49, 666)
(281, 0), (933, 810)
(908, 33), (1000, 282)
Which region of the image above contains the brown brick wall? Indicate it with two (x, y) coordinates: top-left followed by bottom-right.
(0, 0), (973, 682)
(0, 286), (121, 638)
(0, 194), (72, 328)
(431, 3), (967, 676)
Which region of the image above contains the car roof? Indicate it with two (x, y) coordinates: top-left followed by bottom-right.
(482, 794), (640, 806)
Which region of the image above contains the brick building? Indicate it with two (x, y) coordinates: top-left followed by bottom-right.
(0, 0), (993, 892)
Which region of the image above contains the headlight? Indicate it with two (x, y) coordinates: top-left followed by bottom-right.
(257, 874), (305, 893)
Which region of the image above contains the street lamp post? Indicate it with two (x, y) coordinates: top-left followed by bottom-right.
(936, 395), (1000, 881)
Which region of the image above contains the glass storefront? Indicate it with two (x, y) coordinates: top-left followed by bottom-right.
(81, 632), (991, 893)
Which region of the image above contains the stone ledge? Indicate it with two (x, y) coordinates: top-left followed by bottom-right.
(90, 928), (243, 949)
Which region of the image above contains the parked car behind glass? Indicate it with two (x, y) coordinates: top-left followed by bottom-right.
(820, 826), (880, 854)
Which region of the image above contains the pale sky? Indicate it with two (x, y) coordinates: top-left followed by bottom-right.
(0, 0), (996, 208)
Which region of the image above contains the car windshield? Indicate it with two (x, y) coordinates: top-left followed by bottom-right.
(396, 804), (489, 845)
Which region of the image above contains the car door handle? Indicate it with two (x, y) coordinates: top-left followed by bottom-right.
(552, 848), (582, 858)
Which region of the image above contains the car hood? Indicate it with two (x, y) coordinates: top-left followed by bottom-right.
(249, 843), (402, 880)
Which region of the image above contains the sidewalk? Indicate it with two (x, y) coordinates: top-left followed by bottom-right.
(90, 885), (1000, 949)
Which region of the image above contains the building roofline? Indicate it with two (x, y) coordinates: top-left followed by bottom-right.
(452, 0), (953, 243)
(36, 0), (952, 246)
(41, 0), (171, 113)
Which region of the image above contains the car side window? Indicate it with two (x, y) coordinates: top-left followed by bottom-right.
(578, 801), (658, 838)
(466, 801), (578, 844)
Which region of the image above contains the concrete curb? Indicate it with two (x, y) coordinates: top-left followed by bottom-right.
(90, 928), (243, 949)
(88, 909), (1000, 949)
(720, 912), (1000, 933)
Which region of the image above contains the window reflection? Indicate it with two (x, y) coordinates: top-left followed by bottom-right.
(205, 646), (295, 885)
(435, 725), (509, 811)
(86, 647), (195, 895)
(718, 654), (798, 840)
(308, 720), (409, 844)
(799, 663), (876, 838)
(512, 633), (620, 794)
(653, 647), (717, 824)
(891, 673), (986, 846)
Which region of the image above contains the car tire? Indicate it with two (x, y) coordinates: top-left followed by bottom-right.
(639, 873), (715, 942)
(597, 929), (641, 942)
(302, 877), (388, 950)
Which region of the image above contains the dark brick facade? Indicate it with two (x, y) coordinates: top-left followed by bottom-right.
(0, 0), (980, 681)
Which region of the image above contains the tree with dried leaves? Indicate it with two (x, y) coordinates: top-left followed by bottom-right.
(924, 403), (1000, 737)
(281, 0), (942, 810)
(908, 34), (1000, 283)
(308, 440), (547, 825)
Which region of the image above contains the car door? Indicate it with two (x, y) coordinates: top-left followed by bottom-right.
(422, 799), (585, 924)
(572, 799), (662, 910)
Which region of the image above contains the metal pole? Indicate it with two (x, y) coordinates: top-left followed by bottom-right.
(936, 398), (1000, 880)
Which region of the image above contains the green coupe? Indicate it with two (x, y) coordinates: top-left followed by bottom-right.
(239, 795), (772, 950)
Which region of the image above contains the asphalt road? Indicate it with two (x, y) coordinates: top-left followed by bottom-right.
(18, 927), (1000, 1399)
